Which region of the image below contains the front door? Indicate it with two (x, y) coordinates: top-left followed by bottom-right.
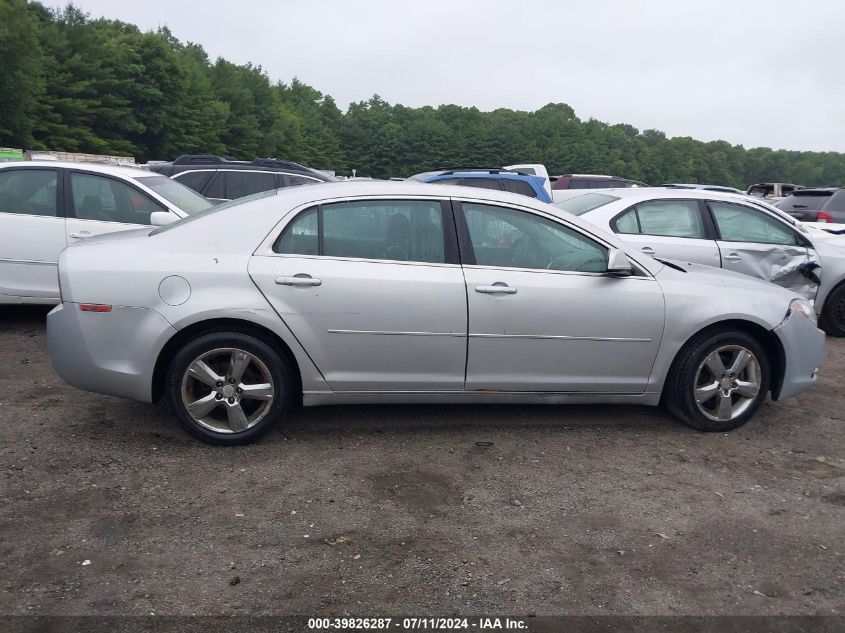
(708, 200), (818, 300)
(457, 201), (665, 392)
(249, 198), (467, 391)
(65, 170), (165, 242)
(0, 167), (66, 301)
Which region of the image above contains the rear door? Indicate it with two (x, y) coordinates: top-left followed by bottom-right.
(707, 200), (818, 299)
(610, 199), (721, 267)
(249, 197), (468, 391)
(64, 170), (165, 242)
(0, 166), (66, 301)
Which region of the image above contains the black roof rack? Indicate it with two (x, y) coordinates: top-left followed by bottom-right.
(171, 155), (310, 170)
(437, 168), (527, 176)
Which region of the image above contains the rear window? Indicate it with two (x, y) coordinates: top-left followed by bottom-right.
(777, 191), (833, 212)
(554, 193), (620, 215)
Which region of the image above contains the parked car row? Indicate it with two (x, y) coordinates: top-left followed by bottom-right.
(148, 154), (337, 202)
(0, 155), (832, 446)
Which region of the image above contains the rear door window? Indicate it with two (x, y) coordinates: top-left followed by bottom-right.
(500, 179), (537, 198)
(460, 178), (504, 191)
(225, 171), (277, 199)
(613, 200), (705, 238)
(0, 169), (59, 216)
(203, 173), (226, 199)
(275, 200), (447, 264)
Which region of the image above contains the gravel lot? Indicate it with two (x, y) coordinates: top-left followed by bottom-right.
(0, 306), (843, 616)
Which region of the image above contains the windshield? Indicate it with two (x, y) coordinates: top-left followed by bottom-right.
(554, 193), (620, 215)
(135, 175), (214, 214)
(149, 188), (278, 235)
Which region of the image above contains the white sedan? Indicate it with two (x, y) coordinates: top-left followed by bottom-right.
(0, 161), (212, 304)
(559, 188), (845, 337)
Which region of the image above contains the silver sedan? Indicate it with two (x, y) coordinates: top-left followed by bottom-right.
(47, 182), (824, 445)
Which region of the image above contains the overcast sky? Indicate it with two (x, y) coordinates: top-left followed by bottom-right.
(43, 0), (845, 153)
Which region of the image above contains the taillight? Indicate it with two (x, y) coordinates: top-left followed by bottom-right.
(79, 304), (112, 313)
(817, 211), (834, 223)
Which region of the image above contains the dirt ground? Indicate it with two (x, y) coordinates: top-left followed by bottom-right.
(0, 306), (843, 617)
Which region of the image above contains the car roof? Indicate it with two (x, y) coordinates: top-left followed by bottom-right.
(272, 179), (547, 205)
(0, 160), (154, 179)
(565, 186), (802, 226)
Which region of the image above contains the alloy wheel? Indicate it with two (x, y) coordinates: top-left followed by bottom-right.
(693, 344), (761, 422)
(180, 347), (275, 434)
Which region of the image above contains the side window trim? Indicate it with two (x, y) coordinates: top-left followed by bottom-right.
(64, 169), (165, 220)
(273, 198), (460, 265)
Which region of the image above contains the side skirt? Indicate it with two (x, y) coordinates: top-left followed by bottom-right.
(302, 390), (662, 407)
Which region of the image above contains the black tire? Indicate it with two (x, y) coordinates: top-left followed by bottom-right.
(664, 328), (770, 432)
(820, 284), (845, 337)
(166, 331), (294, 445)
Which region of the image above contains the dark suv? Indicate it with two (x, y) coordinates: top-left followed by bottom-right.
(148, 155), (337, 201)
(551, 174), (647, 190)
(776, 188), (845, 223)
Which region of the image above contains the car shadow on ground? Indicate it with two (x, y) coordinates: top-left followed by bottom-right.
(95, 398), (686, 452)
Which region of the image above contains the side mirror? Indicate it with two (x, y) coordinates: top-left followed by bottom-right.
(150, 211), (177, 227)
(606, 248), (634, 276)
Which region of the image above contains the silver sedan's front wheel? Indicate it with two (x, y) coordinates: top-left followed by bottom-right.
(665, 329), (770, 432)
(167, 332), (293, 445)
(694, 345), (761, 422)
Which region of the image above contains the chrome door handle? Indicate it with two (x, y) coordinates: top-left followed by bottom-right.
(475, 284), (517, 295)
(641, 246), (655, 255)
(69, 232), (90, 239)
(723, 253), (742, 262)
(275, 275), (322, 287)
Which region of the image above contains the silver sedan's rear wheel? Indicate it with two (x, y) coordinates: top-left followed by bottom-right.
(166, 332), (293, 445)
(181, 348), (275, 434)
(665, 329), (770, 432)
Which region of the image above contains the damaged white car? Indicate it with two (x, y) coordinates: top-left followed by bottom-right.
(559, 189), (845, 337)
